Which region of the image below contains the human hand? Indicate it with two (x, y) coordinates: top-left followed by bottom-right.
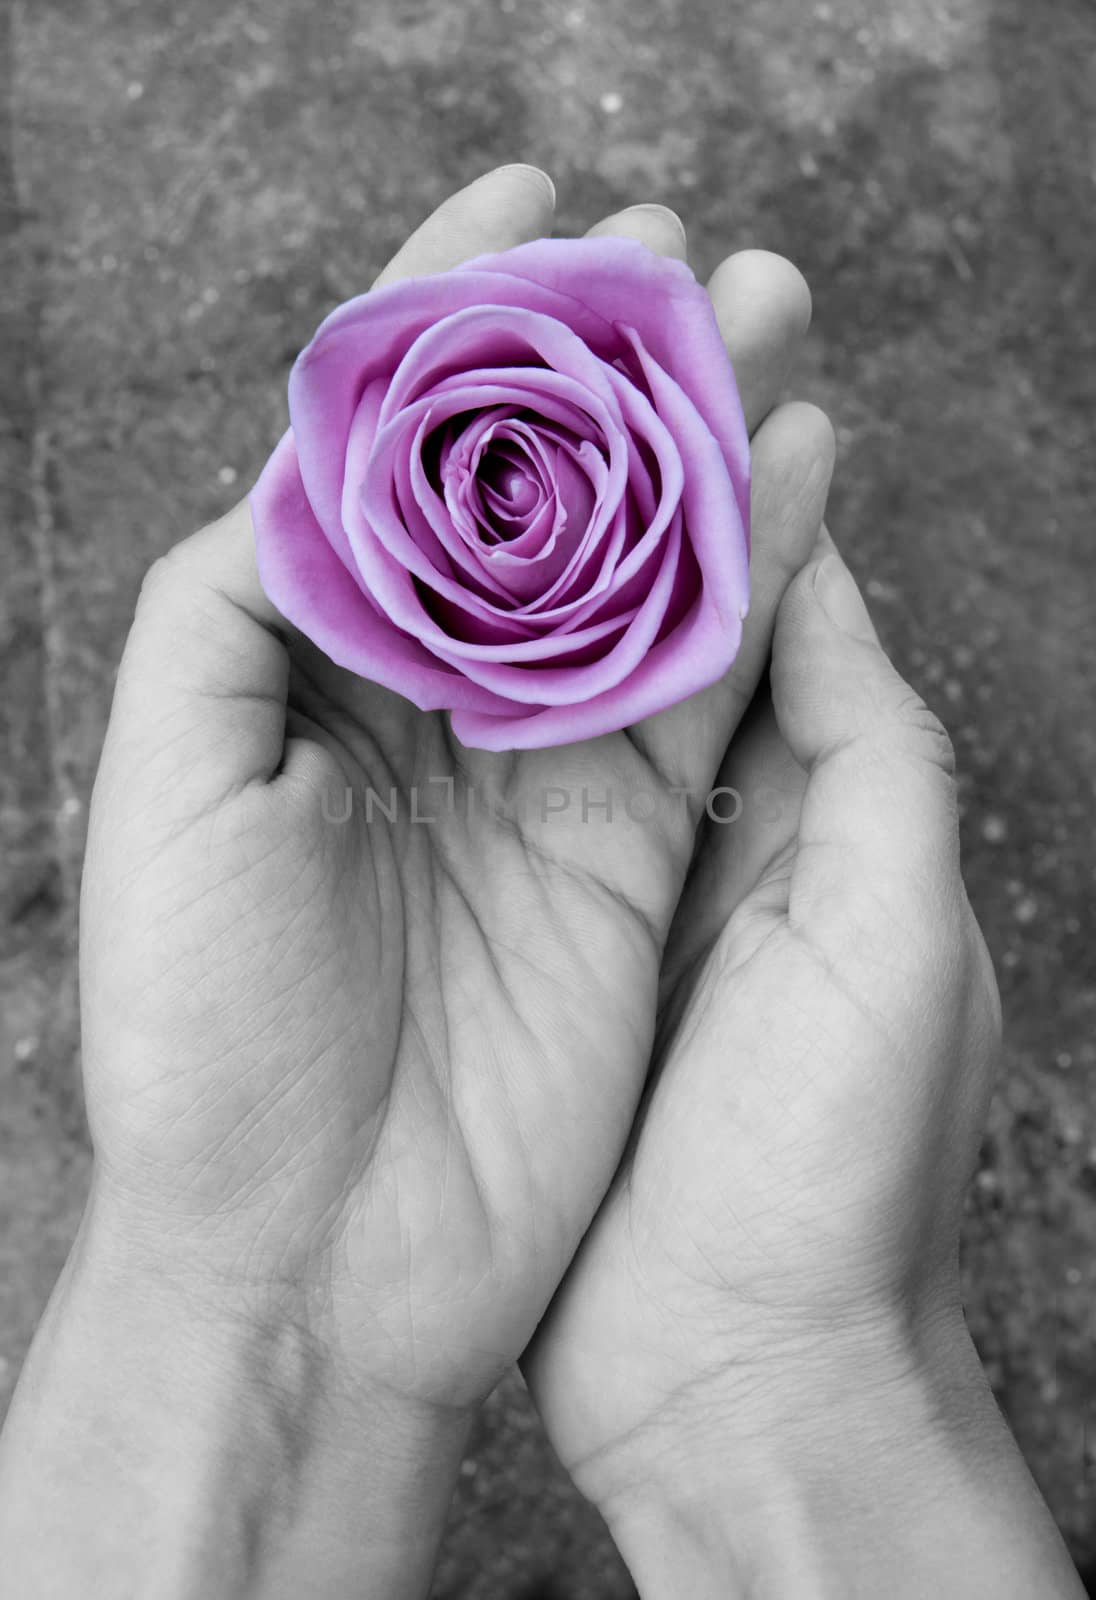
(77, 167), (832, 1419)
(526, 537), (1082, 1596)
(528, 531), (998, 1444)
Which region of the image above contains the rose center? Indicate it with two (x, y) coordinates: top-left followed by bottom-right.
(476, 444), (542, 539)
(480, 451), (538, 509)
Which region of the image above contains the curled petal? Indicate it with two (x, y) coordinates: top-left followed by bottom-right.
(251, 432), (512, 714)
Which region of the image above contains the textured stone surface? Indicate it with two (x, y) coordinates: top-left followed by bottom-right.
(2, 0), (1094, 1589)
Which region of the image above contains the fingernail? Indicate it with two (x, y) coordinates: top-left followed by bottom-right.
(813, 555), (878, 643)
(501, 163), (556, 207)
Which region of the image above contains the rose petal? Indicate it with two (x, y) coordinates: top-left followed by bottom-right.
(251, 432), (515, 714)
(418, 517), (685, 702)
(464, 235), (751, 538)
(288, 265), (635, 549)
(349, 370), (632, 646)
(621, 325), (750, 627)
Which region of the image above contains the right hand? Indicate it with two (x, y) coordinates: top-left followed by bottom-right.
(528, 532), (1003, 1505)
(529, 542), (1085, 1597)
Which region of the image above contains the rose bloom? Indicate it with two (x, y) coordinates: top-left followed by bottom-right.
(251, 237), (750, 750)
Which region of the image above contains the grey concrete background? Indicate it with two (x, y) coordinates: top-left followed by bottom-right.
(2, 0), (1094, 1592)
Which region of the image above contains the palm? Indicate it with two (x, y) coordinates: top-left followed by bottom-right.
(84, 632), (700, 1403)
(270, 650), (695, 1401)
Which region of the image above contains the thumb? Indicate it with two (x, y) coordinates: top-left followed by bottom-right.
(771, 535), (964, 949)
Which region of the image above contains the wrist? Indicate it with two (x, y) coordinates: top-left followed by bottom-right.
(0, 1192), (472, 1599)
(591, 1311), (1083, 1600)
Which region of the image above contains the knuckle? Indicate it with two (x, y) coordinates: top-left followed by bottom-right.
(136, 551), (176, 605)
(136, 543), (194, 609)
(136, 524), (221, 618)
(132, 554), (188, 637)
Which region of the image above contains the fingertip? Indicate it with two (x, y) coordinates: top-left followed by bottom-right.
(778, 528), (870, 652)
(707, 251), (814, 435)
(585, 202), (688, 259)
(811, 554), (879, 644)
(771, 542), (898, 777)
(488, 161), (557, 212)
(453, 163), (557, 240)
(373, 163), (557, 286)
(710, 249), (812, 338)
(774, 546), (835, 659)
(763, 399), (836, 478)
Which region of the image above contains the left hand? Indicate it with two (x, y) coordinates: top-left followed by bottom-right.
(0, 166), (833, 1597)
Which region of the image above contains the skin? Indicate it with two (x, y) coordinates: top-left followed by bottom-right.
(525, 519), (1002, 1463)
(525, 538), (1085, 1596)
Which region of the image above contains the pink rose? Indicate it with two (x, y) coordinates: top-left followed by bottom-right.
(251, 237), (750, 750)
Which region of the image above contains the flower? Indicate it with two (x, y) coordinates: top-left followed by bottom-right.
(251, 237), (750, 751)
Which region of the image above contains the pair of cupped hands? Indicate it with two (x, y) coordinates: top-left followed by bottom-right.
(61, 168), (1000, 1589)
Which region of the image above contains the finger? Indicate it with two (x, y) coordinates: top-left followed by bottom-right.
(97, 500), (291, 816)
(661, 685), (806, 994)
(628, 401), (835, 805)
(372, 164), (556, 287)
(584, 202), (688, 260)
(582, 230), (808, 445)
(772, 539), (965, 951)
(707, 250), (812, 435)
(669, 527), (836, 956)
